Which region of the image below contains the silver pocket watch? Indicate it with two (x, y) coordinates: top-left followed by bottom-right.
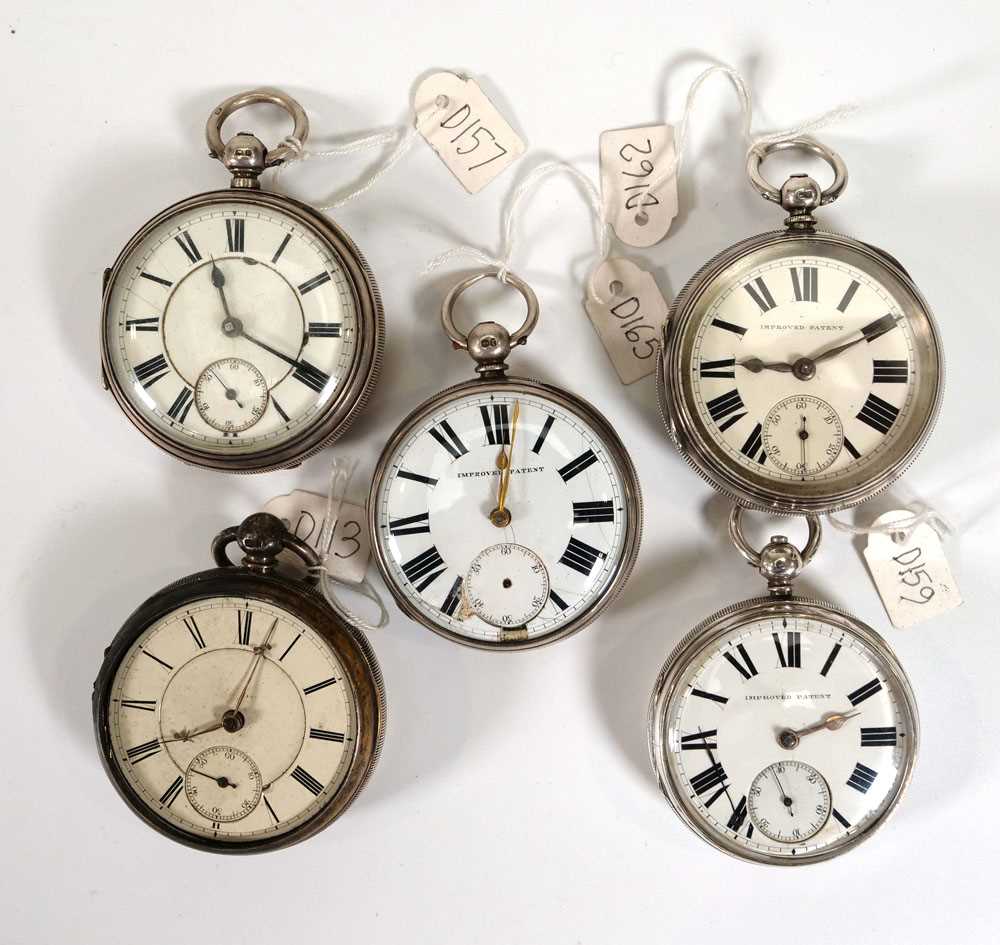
(648, 509), (917, 865)
(368, 270), (643, 650)
(658, 138), (943, 513)
(100, 89), (384, 473)
(93, 513), (385, 853)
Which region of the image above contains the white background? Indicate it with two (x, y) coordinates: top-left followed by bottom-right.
(2, 2), (998, 942)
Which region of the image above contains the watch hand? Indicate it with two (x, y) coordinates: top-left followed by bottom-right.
(808, 327), (883, 366)
(489, 400), (520, 528)
(225, 320), (304, 373)
(210, 258), (236, 323)
(209, 367), (245, 409)
(161, 721), (225, 745)
(189, 767), (238, 789)
(771, 767), (794, 816)
(794, 710), (861, 738)
(229, 618), (280, 720)
(738, 357), (795, 374)
(799, 415), (808, 469)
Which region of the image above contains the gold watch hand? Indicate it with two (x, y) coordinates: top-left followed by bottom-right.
(490, 400), (520, 527)
(778, 710), (860, 748)
(230, 618), (280, 716)
(161, 721), (225, 745)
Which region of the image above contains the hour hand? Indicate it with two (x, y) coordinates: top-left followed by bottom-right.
(738, 357), (794, 374)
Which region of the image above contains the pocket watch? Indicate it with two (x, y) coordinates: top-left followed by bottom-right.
(658, 138), (943, 512)
(92, 512), (385, 853)
(648, 509), (917, 865)
(368, 270), (642, 650)
(100, 89), (384, 472)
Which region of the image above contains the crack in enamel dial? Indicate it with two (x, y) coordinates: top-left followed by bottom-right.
(648, 599), (918, 865)
(370, 380), (642, 649)
(662, 232), (942, 512)
(101, 191), (383, 471)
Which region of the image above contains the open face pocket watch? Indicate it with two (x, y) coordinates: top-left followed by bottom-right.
(369, 270), (642, 650)
(658, 138), (942, 512)
(648, 509), (917, 865)
(93, 513), (385, 853)
(100, 89), (384, 472)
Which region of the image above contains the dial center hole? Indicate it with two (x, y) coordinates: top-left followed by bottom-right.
(502, 578), (512, 589)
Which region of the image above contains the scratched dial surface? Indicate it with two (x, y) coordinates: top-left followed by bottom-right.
(650, 611), (917, 863)
(104, 200), (357, 454)
(105, 596), (358, 844)
(373, 388), (636, 647)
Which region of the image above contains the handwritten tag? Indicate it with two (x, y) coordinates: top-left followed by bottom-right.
(262, 490), (371, 585)
(862, 511), (962, 628)
(599, 125), (678, 247)
(584, 258), (667, 384)
(413, 72), (526, 194)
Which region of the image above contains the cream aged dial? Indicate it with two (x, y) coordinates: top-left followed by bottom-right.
(93, 514), (385, 853)
(369, 271), (642, 650)
(660, 139), (942, 512)
(100, 90), (383, 472)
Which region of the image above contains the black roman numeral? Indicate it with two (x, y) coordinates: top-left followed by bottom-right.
(125, 316), (160, 333)
(401, 546), (446, 588)
(263, 796), (280, 823)
(690, 762), (728, 796)
(159, 776), (184, 807)
(558, 537), (607, 576)
(133, 354), (169, 389)
(174, 230), (201, 264)
(847, 762), (878, 793)
(549, 589), (569, 611)
(125, 739), (161, 764)
(428, 420), (468, 460)
(706, 389), (746, 432)
(837, 280), (860, 312)
(480, 403), (510, 445)
(303, 676), (338, 695)
(291, 765), (324, 796)
(819, 643), (842, 677)
(843, 438), (861, 460)
(279, 633), (301, 662)
(680, 730), (718, 750)
(739, 422), (767, 464)
(271, 233), (291, 264)
(531, 414), (555, 454)
(856, 393), (900, 435)
(860, 726), (898, 747)
(861, 313), (898, 343)
(310, 728), (346, 743)
(272, 398), (290, 423)
(237, 609), (253, 645)
(166, 387), (194, 423)
(724, 643), (758, 681)
(699, 358), (736, 379)
(832, 808), (851, 829)
(120, 699), (156, 712)
(397, 469), (439, 487)
(744, 277), (777, 312)
(441, 576), (463, 616)
(710, 317), (747, 337)
(790, 266), (818, 302)
(141, 649), (173, 671)
(139, 271), (173, 288)
(726, 795), (749, 832)
(292, 360), (330, 394)
(308, 322), (342, 338)
(773, 631), (801, 668)
(389, 512), (431, 536)
(558, 449), (598, 482)
(690, 688), (728, 705)
(848, 677), (883, 706)
(184, 616), (205, 649)
(298, 271), (331, 295)
(872, 359), (909, 384)
(572, 500), (615, 524)
(225, 218), (245, 253)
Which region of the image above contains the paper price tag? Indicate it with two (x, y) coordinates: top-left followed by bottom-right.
(862, 511), (963, 629)
(599, 125), (678, 247)
(262, 490), (371, 586)
(413, 72), (526, 194)
(584, 258), (667, 384)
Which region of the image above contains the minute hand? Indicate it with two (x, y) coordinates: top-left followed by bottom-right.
(808, 332), (871, 365)
(237, 328), (303, 370)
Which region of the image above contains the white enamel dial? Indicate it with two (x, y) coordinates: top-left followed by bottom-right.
(653, 610), (916, 863)
(689, 252), (927, 487)
(107, 596), (358, 844)
(762, 394), (844, 476)
(194, 358), (269, 432)
(105, 200), (358, 455)
(466, 543), (550, 627)
(374, 387), (635, 646)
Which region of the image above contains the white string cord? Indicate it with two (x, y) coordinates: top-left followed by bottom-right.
(423, 63), (856, 303)
(308, 458), (390, 632)
(826, 502), (952, 544)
